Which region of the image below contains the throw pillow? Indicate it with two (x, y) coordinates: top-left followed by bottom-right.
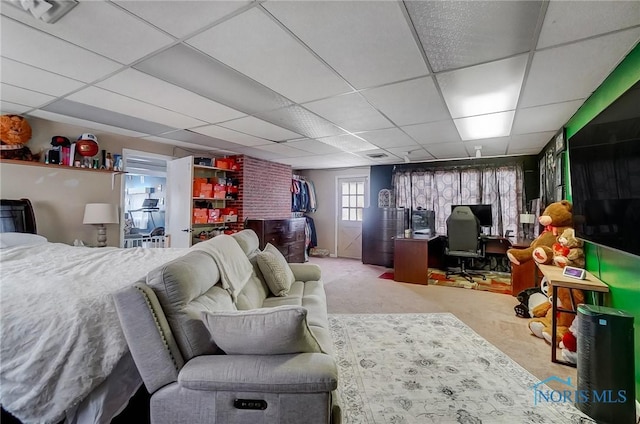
(256, 243), (295, 296)
(200, 305), (324, 355)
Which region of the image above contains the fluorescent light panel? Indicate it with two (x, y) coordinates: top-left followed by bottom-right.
(454, 111), (515, 141)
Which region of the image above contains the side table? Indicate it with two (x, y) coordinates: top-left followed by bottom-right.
(536, 264), (609, 367)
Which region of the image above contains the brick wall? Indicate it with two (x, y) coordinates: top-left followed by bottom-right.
(226, 155), (292, 230)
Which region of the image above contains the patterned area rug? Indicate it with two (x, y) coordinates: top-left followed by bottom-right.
(428, 268), (512, 295)
(329, 313), (593, 424)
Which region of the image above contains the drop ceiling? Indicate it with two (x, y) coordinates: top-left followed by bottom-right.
(1, 0), (639, 170)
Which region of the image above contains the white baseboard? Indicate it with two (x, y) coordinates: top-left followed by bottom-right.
(635, 399), (640, 424)
(329, 253), (337, 258)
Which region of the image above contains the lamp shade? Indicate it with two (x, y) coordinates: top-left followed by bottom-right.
(83, 203), (119, 225)
(519, 213), (536, 224)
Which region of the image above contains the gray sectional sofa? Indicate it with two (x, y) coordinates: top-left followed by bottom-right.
(113, 229), (340, 424)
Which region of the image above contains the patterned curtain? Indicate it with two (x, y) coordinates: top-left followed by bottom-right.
(393, 164), (525, 237)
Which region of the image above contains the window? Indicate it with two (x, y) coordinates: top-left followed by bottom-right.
(341, 181), (365, 222)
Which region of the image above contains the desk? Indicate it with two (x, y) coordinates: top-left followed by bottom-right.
(393, 234), (442, 285)
(536, 264), (609, 367)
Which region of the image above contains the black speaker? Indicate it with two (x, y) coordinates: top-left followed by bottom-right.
(576, 304), (635, 424)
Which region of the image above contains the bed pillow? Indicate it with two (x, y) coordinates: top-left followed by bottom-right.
(201, 305), (324, 355)
(0, 232), (48, 248)
(256, 243), (295, 296)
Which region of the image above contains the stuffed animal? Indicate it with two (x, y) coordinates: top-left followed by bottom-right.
(528, 278), (584, 346)
(0, 114), (39, 161)
(507, 200), (574, 266)
(560, 318), (578, 364)
(552, 228), (585, 268)
(514, 277), (549, 318)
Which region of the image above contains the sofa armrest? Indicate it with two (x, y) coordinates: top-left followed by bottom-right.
(289, 263), (322, 282)
(179, 353), (337, 393)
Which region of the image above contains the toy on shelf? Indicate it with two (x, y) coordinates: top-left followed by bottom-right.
(552, 228), (585, 268)
(0, 114), (38, 161)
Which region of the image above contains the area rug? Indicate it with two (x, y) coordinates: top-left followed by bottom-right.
(377, 271), (394, 280)
(428, 268), (512, 295)
(329, 313), (593, 424)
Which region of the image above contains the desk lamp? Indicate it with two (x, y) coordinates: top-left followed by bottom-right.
(83, 203), (119, 247)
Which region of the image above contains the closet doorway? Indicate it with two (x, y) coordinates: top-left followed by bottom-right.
(121, 149), (173, 248)
(336, 176), (368, 259)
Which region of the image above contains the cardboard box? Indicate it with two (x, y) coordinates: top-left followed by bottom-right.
(199, 183), (213, 198)
(193, 208), (208, 224)
(208, 208), (223, 223)
(193, 178), (207, 197)
(215, 158), (230, 169)
(213, 184), (226, 199)
(222, 207), (238, 223)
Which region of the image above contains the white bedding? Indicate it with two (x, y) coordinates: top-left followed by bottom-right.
(0, 242), (189, 424)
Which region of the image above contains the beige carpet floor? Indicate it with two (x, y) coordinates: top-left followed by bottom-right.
(310, 256), (576, 392)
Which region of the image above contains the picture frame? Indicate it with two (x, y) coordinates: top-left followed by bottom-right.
(555, 128), (565, 154)
(555, 154), (564, 187)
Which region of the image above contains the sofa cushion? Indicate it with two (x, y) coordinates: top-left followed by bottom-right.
(257, 243), (295, 296)
(201, 305), (325, 355)
(232, 229), (260, 257)
(146, 251), (234, 360)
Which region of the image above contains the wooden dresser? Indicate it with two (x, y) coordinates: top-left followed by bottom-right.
(245, 218), (306, 263)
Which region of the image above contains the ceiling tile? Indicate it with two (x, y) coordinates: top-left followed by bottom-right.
(1, 58), (85, 97)
(29, 108), (149, 138)
(454, 111), (515, 141)
(315, 134), (377, 153)
(361, 77), (450, 126)
(406, 1), (543, 72)
(303, 93), (393, 133)
(187, 8), (351, 103)
(512, 100), (584, 135)
(1, 101), (31, 115)
(357, 128), (420, 149)
(402, 120), (461, 145)
(115, 0), (251, 39)
(1, 16), (122, 83)
(425, 142), (470, 160)
(67, 87), (206, 129)
(253, 142), (309, 158)
(1, 84), (54, 108)
(275, 154), (350, 169)
(464, 138), (508, 157)
(96, 69), (245, 124)
(190, 125), (270, 147)
(437, 55), (528, 118)
(159, 129), (250, 151)
(140, 135), (230, 154)
(282, 139), (342, 155)
(1, 2), (174, 64)
(231, 146), (283, 161)
(255, 105), (346, 139)
(218, 116), (302, 141)
(538, 1), (640, 49)
(506, 132), (556, 154)
(264, 1), (428, 89)
(385, 146), (435, 161)
(134, 44), (293, 115)
(520, 28), (640, 108)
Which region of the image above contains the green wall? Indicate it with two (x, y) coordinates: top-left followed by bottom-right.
(565, 43), (640, 401)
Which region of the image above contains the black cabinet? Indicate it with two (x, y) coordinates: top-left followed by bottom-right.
(362, 207), (406, 267)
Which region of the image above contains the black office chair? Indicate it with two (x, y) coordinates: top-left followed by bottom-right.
(445, 206), (486, 283)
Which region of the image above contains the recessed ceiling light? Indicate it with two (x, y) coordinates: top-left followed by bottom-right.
(6, 0), (78, 24)
(453, 111), (515, 141)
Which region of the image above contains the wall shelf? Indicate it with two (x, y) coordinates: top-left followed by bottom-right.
(0, 159), (125, 174)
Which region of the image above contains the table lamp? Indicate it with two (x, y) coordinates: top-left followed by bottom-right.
(83, 203), (119, 247)
(519, 213), (536, 239)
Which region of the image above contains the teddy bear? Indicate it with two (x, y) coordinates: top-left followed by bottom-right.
(552, 228), (585, 268)
(507, 200), (574, 266)
(528, 278), (584, 346)
(0, 114), (39, 161)
(514, 277), (549, 318)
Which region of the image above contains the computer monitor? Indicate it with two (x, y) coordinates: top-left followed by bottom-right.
(451, 204), (493, 227)
(411, 209), (435, 234)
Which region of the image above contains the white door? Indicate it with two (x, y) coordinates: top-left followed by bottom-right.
(337, 177), (366, 259)
(167, 156), (194, 248)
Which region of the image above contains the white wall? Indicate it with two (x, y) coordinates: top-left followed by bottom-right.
(0, 116), (199, 246)
(299, 167), (370, 256)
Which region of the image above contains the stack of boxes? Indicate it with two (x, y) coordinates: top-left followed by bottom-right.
(192, 176), (238, 226)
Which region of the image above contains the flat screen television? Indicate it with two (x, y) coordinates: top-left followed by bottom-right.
(450, 204), (493, 227)
(568, 80), (640, 257)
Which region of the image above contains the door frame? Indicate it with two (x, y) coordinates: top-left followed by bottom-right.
(334, 174), (369, 258)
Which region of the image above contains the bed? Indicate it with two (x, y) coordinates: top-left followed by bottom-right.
(0, 199), (189, 424)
